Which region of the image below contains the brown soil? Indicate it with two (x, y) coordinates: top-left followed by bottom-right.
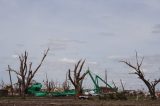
(0, 97), (160, 106)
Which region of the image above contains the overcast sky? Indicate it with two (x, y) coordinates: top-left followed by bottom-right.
(0, 0), (160, 90)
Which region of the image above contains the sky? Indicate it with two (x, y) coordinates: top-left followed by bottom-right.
(0, 0), (160, 91)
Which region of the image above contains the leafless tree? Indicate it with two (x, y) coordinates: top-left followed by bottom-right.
(62, 80), (70, 91)
(62, 71), (70, 91)
(68, 59), (87, 97)
(0, 80), (5, 89)
(49, 80), (57, 92)
(44, 73), (50, 92)
(43, 73), (56, 92)
(8, 48), (49, 97)
(120, 52), (160, 100)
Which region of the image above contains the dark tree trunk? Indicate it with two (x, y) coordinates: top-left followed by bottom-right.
(8, 48), (49, 97)
(120, 52), (160, 100)
(68, 60), (87, 98)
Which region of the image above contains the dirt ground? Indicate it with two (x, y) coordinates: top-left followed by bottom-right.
(0, 97), (160, 106)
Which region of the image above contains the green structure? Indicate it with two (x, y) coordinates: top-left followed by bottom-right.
(26, 83), (47, 97)
(85, 69), (117, 94)
(26, 83), (76, 97)
(26, 69), (116, 97)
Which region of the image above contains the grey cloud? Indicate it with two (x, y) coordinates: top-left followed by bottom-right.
(58, 57), (97, 65)
(121, 54), (160, 65)
(67, 40), (86, 44)
(41, 38), (86, 51)
(120, 54), (160, 73)
(152, 30), (160, 34)
(101, 15), (110, 19)
(152, 24), (160, 34)
(0, 0), (160, 90)
(16, 43), (24, 48)
(47, 39), (67, 50)
(153, 24), (160, 28)
(98, 32), (115, 37)
(143, 54), (160, 65)
(108, 55), (127, 60)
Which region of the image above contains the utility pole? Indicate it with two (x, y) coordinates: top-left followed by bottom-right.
(8, 65), (13, 96)
(105, 69), (107, 86)
(120, 79), (125, 92)
(112, 80), (116, 88)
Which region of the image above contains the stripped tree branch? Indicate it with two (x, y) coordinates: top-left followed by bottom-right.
(120, 52), (160, 100)
(8, 48), (49, 97)
(68, 59), (87, 97)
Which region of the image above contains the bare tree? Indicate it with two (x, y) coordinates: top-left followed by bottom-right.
(62, 80), (70, 91)
(68, 59), (87, 97)
(44, 73), (50, 92)
(62, 71), (70, 91)
(8, 48), (49, 97)
(120, 52), (160, 100)
(43, 73), (56, 92)
(0, 80), (5, 89)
